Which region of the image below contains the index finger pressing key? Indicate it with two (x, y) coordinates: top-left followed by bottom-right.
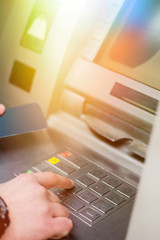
(34, 172), (74, 189)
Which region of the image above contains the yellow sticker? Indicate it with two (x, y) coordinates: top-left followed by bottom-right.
(48, 157), (60, 165)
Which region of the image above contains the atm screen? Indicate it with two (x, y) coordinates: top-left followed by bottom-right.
(94, 0), (160, 91)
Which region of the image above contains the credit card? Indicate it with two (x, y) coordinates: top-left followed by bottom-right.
(0, 103), (47, 138)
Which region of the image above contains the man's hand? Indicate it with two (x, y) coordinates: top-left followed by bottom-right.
(0, 172), (74, 240)
(0, 104), (5, 115)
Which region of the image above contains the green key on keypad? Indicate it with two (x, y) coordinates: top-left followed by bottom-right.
(23, 169), (34, 174)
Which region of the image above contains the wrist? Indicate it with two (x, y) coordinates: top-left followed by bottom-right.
(0, 197), (10, 237)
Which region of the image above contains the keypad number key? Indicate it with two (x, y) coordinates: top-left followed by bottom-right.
(105, 192), (125, 205)
(90, 182), (110, 196)
(80, 208), (100, 222)
(53, 189), (69, 201)
(63, 196), (85, 212)
(102, 175), (122, 189)
(66, 183), (83, 194)
(78, 190), (98, 204)
(60, 151), (88, 168)
(76, 175), (95, 187)
(92, 200), (113, 214)
(117, 184), (136, 198)
(53, 162), (76, 175)
(88, 168), (108, 180)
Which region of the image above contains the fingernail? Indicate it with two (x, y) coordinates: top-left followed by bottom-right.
(69, 180), (74, 185)
(68, 179), (74, 186)
(53, 232), (68, 239)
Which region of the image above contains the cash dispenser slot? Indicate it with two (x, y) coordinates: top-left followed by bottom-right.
(83, 103), (149, 158)
(61, 89), (149, 159)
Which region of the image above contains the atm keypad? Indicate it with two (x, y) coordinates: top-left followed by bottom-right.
(16, 149), (137, 227)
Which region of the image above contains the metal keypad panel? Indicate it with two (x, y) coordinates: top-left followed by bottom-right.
(15, 148), (137, 227)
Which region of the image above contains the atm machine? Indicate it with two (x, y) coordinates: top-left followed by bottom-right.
(0, 0), (160, 240)
(0, 0), (101, 114)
